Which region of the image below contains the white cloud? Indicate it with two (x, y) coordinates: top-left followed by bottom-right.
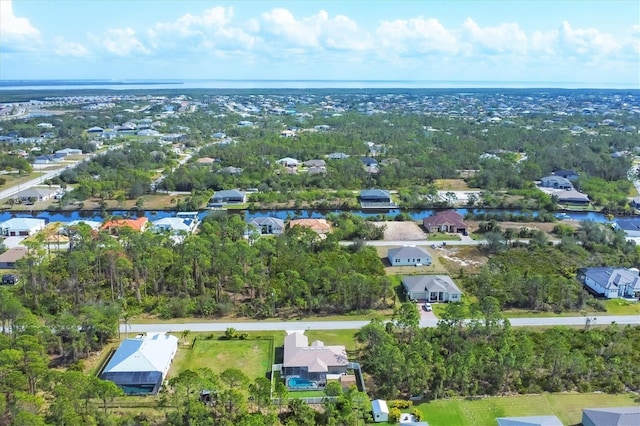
(376, 17), (458, 55)
(53, 37), (88, 57)
(102, 28), (150, 56)
(558, 21), (619, 56)
(0, 0), (40, 51)
(147, 6), (256, 53)
(0, 0), (39, 37)
(461, 18), (527, 54)
(261, 9), (372, 51)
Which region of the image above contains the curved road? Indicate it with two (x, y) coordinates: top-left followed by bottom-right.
(122, 315), (640, 333)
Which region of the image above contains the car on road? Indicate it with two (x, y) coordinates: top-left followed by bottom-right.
(423, 303), (432, 312)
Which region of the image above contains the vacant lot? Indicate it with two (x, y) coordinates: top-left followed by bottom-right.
(418, 392), (638, 426)
(375, 221), (426, 241)
(169, 338), (273, 381)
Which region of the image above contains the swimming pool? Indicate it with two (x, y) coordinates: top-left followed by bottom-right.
(287, 376), (318, 389)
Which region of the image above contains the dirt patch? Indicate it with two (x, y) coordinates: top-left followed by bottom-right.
(374, 221), (426, 241)
(437, 246), (488, 274)
(465, 220), (570, 235)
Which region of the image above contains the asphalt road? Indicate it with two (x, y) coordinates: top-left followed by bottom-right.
(121, 315), (640, 333)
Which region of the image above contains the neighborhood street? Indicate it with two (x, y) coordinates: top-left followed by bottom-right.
(121, 314), (640, 334)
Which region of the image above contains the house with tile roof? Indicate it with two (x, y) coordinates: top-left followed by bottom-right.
(288, 218), (331, 234)
(423, 210), (467, 233)
(101, 217), (149, 234)
(282, 331), (348, 390)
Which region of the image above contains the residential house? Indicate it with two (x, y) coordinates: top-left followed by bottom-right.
(218, 166), (243, 175)
(552, 169), (579, 181)
(577, 267), (640, 299)
(12, 187), (59, 203)
(151, 217), (197, 234)
(247, 217), (285, 235)
(303, 159), (326, 168)
(212, 132), (226, 139)
(0, 218), (46, 237)
(540, 175), (573, 190)
(288, 218), (331, 234)
(326, 152), (349, 160)
(0, 247), (28, 269)
(196, 157), (216, 165)
(281, 331), (348, 390)
(387, 246), (432, 266)
(496, 416), (563, 426)
(101, 217), (149, 235)
(87, 126), (104, 134)
(371, 400), (389, 423)
(33, 155), (61, 165)
(555, 189), (590, 205)
(276, 157), (299, 167)
(614, 219), (640, 238)
(360, 157), (378, 167)
(423, 210), (467, 234)
(210, 189), (246, 204)
(359, 189), (395, 208)
(55, 148), (82, 156)
(581, 407), (640, 426)
(630, 197), (640, 209)
(100, 333), (178, 395)
(402, 275), (463, 302)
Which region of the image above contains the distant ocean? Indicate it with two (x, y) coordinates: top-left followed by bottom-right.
(0, 79), (638, 91)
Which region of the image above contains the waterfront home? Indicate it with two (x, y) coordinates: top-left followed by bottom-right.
(101, 217), (149, 234)
(209, 189), (246, 204)
(0, 218), (46, 237)
(423, 210), (467, 234)
(288, 218), (331, 234)
(247, 217), (285, 235)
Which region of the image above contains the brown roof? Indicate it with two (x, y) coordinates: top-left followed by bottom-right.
(289, 218), (331, 233)
(423, 210), (466, 228)
(283, 331), (348, 371)
(0, 247), (28, 263)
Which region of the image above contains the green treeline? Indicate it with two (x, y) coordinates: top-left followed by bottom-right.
(359, 305), (640, 399)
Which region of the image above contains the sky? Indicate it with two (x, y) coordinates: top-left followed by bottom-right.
(1, 0), (639, 87)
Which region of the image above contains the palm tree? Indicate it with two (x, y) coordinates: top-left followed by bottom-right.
(181, 329), (192, 346)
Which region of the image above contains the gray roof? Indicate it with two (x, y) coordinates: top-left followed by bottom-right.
(402, 275), (462, 294)
(388, 246), (430, 260)
(213, 189), (245, 198)
(541, 175), (572, 186)
(360, 188), (390, 198)
(582, 407), (640, 426)
(556, 189), (589, 202)
(496, 416), (563, 426)
(13, 187), (57, 199)
(247, 217), (284, 228)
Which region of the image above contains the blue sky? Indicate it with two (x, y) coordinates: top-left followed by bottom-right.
(1, 0), (639, 86)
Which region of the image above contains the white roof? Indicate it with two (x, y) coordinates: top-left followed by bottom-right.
(152, 217), (194, 232)
(0, 218), (45, 230)
(371, 399), (389, 414)
(497, 416), (563, 426)
(102, 333), (178, 374)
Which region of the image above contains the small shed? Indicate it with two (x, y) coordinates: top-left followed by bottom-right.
(371, 399), (389, 423)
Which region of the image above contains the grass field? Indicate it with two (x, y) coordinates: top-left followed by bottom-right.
(417, 393), (638, 426)
(169, 337), (274, 381)
(434, 179), (473, 191)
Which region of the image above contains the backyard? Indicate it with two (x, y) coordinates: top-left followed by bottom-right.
(417, 392), (638, 426)
(169, 336), (274, 381)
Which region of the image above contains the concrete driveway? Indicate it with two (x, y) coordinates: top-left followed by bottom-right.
(417, 302), (437, 320)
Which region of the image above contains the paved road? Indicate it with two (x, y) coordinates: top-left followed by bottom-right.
(122, 315), (640, 333)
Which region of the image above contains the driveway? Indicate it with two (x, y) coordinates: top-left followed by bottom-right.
(417, 302), (437, 320)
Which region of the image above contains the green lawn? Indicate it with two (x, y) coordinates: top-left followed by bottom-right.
(426, 234), (461, 241)
(169, 338), (274, 381)
(417, 393), (638, 426)
(603, 298), (640, 315)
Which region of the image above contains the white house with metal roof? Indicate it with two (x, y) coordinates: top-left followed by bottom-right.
(0, 218), (46, 237)
(100, 333), (178, 395)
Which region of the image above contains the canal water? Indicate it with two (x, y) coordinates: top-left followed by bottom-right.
(0, 208), (611, 224)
